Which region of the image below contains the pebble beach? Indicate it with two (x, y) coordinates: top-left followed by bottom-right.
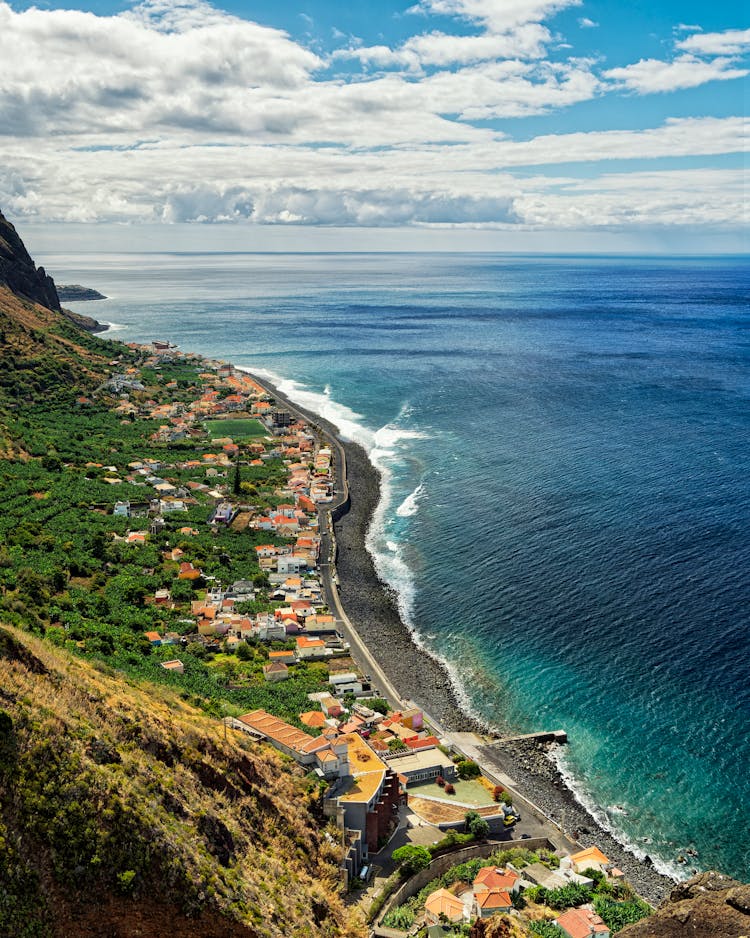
(257, 375), (677, 905)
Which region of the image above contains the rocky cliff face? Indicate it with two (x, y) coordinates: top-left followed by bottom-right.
(0, 210), (61, 311)
(618, 871), (750, 937)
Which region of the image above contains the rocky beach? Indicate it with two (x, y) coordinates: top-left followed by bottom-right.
(478, 738), (676, 904)
(252, 371), (677, 904)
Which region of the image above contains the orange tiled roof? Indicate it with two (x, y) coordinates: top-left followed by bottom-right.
(555, 908), (609, 938)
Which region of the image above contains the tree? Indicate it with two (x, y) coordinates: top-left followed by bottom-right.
(236, 642), (252, 661)
(391, 845), (431, 877)
(363, 697), (389, 716)
(232, 454), (242, 495)
(464, 810), (481, 832)
(469, 817), (490, 840)
(387, 737), (407, 752)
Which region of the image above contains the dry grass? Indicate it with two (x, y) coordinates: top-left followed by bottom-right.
(0, 624), (367, 938)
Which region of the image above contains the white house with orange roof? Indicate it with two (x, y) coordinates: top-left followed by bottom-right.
(569, 846), (611, 875)
(296, 634), (327, 659)
(472, 866), (520, 918)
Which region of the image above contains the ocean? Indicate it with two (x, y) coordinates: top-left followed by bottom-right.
(46, 250), (750, 882)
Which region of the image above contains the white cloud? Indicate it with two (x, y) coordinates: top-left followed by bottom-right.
(336, 24), (552, 69)
(676, 28), (750, 57)
(408, 0), (580, 32)
(513, 169), (747, 228)
(0, 0), (744, 234)
(603, 54), (748, 93)
(578, 17), (598, 28)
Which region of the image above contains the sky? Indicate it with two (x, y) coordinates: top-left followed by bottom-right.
(1, 0), (748, 252)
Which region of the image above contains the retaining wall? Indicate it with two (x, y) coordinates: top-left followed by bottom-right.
(377, 837), (553, 925)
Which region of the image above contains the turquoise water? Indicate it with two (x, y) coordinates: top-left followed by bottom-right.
(47, 251), (750, 881)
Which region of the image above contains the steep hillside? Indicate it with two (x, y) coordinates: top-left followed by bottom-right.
(0, 211), (116, 414)
(0, 625), (364, 938)
(0, 210), (60, 310)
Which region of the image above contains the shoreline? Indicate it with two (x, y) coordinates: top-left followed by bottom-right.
(241, 368), (676, 904)
(333, 435), (675, 905)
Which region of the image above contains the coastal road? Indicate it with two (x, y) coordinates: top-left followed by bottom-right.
(247, 370), (579, 859)
(245, 372), (407, 712)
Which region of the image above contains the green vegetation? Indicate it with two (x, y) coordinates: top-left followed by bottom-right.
(392, 844), (432, 876)
(0, 355), (335, 724)
(456, 758), (481, 780)
(383, 847), (556, 931)
(525, 876), (650, 930)
(463, 810), (490, 839)
(528, 921), (563, 937)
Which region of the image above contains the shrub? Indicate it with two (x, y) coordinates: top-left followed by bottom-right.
(456, 759), (480, 780)
(116, 870), (137, 894)
(444, 783), (455, 795)
(593, 895), (651, 930)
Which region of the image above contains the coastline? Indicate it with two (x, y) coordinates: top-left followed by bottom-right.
(245, 368), (677, 904)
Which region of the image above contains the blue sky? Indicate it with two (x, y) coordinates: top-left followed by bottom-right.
(1, 0), (747, 251)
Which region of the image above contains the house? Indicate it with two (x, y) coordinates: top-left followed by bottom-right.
(570, 846), (611, 875)
(154, 589), (172, 605)
(474, 889), (512, 917)
(384, 747), (457, 785)
(473, 866), (520, 918)
(329, 672), (363, 695)
(320, 695), (344, 718)
(277, 555), (306, 575)
(555, 908), (610, 938)
(161, 659), (184, 674)
(144, 631), (162, 645)
(404, 735), (441, 752)
(268, 649), (296, 665)
(473, 867), (521, 896)
(178, 562), (202, 581)
(424, 889), (464, 925)
(211, 502), (235, 524)
(400, 707), (423, 731)
(263, 661), (289, 683)
(235, 710), (348, 780)
(296, 635), (327, 659)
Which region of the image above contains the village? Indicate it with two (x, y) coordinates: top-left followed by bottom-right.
(84, 341), (650, 938)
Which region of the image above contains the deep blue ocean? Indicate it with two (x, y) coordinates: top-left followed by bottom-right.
(45, 251), (750, 881)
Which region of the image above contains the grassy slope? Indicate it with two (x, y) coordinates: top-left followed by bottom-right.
(0, 624), (365, 938)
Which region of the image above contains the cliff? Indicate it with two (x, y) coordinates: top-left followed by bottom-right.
(0, 212), (117, 411)
(56, 284), (107, 302)
(617, 871), (750, 937)
(0, 210), (61, 311)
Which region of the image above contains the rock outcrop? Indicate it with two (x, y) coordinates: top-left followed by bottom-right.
(618, 870), (750, 937)
(0, 210), (61, 311)
(56, 284), (107, 301)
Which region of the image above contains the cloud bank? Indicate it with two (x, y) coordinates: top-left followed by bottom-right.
(0, 0), (746, 234)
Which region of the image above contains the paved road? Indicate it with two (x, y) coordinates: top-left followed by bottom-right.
(246, 371), (576, 860)
(245, 372), (407, 711)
